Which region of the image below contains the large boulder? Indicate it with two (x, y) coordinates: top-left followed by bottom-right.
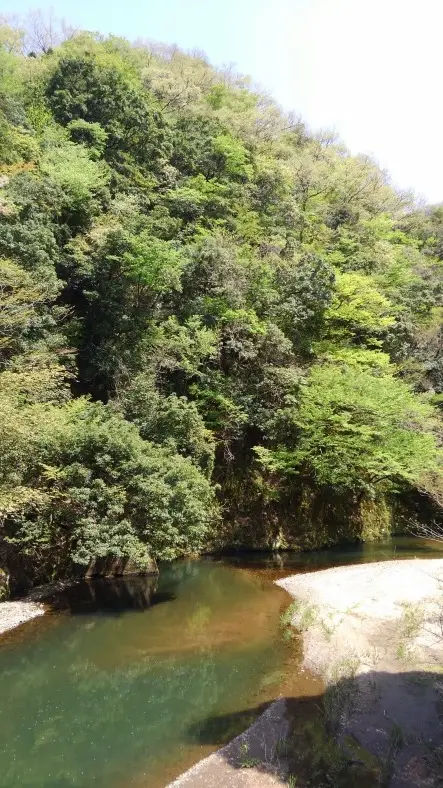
(84, 555), (158, 578)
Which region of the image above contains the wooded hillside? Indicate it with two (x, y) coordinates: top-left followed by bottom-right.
(1, 18), (443, 587)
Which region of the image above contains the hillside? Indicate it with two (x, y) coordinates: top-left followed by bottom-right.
(1, 20), (443, 588)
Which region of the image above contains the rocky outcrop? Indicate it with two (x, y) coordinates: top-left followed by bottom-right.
(277, 559), (443, 787)
(83, 555), (158, 577)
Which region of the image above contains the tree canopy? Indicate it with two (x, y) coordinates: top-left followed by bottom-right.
(0, 17), (442, 585)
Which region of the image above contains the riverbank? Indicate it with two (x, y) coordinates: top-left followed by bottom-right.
(0, 600), (45, 635)
(2, 553), (443, 786)
(170, 557), (443, 787)
(277, 558), (443, 786)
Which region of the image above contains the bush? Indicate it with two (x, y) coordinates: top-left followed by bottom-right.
(0, 397), (219, 583)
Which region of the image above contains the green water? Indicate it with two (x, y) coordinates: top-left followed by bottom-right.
(0, 537), (442, 788)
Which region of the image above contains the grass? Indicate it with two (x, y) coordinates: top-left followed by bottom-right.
(395, 602), (424, 663)
(278, 654), (382, 788)
(425, 742), (443, 783)
(280, 599), (320, 644)
(280, 601), (299, 628)
(400, 603), (424, 639)
(280, 600), (319, 631)
(287, 714), (372, 787)
(278, 597), (443, 785)
(379, 723), (404, 787)
(396, 641), (411, 662)
(284, 707), (404, 788)
(238, 741), (260, 769)
(319, 612), (339, 642)
(273, 736), (291, 759)
(323, 657), (361, 732)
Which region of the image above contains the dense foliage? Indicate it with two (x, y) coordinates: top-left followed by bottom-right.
(1, 18), (443, 585)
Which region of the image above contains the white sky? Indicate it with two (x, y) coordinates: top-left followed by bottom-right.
(246, 0), (443, 203)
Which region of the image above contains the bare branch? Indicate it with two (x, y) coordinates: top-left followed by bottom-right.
(24, 7), (78, 55)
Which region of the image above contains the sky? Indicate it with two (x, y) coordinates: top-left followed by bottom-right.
(2, 0), (443, 204)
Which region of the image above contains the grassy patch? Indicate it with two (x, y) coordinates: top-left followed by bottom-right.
(281, 600), (319, 631)
(238, 742), (260, 769)
(395, 602), (424, 663)
(379, 723), (404, 787)
(280, 599), (320, 643)
(324, 659), (360, 733)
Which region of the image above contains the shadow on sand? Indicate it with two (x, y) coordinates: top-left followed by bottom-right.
(181, 667), (443, 787)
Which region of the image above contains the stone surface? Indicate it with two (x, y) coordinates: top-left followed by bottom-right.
(168, 699), (289, 787)
(278, 559), (443, 787)
(84, 555), (158, 577)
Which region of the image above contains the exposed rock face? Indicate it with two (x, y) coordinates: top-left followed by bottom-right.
(84, 555), (158, 577)
(219, 490), (393, 552)
(169, 699), (289, 787)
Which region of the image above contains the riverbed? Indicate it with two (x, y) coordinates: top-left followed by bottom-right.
(0, 537), (442, 787)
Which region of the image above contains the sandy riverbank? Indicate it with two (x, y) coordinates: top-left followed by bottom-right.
(0, 600), (45, 636)
(277, 558), (443, 786)
(3, 559), (443, 785)
(170, 558), (443, 787)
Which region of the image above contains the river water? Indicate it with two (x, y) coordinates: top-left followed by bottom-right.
(0, 537), (442, 787)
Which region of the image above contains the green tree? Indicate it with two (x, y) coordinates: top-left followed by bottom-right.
(257, 363), (441, 497)
(46, 51), (169, 179)
(1, 397), (219, 581)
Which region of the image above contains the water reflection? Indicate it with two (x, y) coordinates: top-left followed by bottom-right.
(64, 576), (171, 614)
(0, 561), (292, 788)
(1, 538), (442, 788)
(215, 535), (443, 572)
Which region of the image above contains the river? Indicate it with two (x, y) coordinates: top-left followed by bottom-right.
(0, 537), (442, 787)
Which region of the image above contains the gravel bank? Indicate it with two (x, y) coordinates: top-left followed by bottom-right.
(171, 558), (443, 787)
(277, 559), (443, 675)
(0, 600), (45, 636)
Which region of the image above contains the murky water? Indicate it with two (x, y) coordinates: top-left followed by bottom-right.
(0, 537), (441, 787)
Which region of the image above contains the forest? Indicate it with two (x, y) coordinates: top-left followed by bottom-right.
(1, 15), (443, 589)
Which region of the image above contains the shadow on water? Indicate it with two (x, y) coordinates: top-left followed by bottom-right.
(1, 540), (443, 788)
(187, 701), (272, 747)
(213, 535), (443, 574)
(60, 576), (176, 615)
(184, 668), (443, 787)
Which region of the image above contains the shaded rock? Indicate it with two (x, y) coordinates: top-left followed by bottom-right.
(83, 555), (158, 578)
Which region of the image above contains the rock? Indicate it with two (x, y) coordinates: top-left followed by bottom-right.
(84, 555), (158, 578)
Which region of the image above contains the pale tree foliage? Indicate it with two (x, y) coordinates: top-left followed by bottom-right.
(0, 16), (25, 54)
(135, 39), (301, 144)
(0, 8), (77, 56)
(213, 67), (301, 143)
(136, 41), (216, 113)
